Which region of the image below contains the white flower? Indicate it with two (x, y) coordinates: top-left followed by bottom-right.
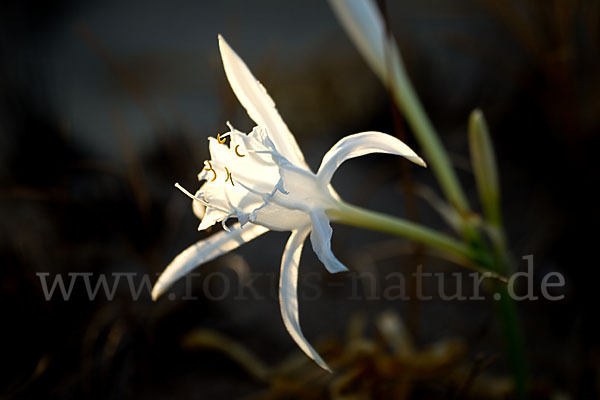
(152, 35), (425, 371)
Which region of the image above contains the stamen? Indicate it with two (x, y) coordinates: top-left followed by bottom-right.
(236, 179), (275, 201)
(217, 133), (229, 144)
(234, 144), (246, 158)
(224, 167), (234, 186)
(239, 148), (279, 167)
(253, 150), (276, 155)
(203, 160), (217, 182)
(174, 183), (209, 206)
(175, 182), (231, 217)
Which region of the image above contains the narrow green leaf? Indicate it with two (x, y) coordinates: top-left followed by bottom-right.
(469, 109), (502, 226)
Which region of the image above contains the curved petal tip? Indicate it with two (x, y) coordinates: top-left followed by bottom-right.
(151, 282), (164, 301)
(152, 223), (269, 302)
(280, 228), (333, 372)
(412, 155), (427, 168)
(317, 131), (426, 184)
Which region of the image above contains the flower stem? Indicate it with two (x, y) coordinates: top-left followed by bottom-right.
(383, 44), (471, 221)
(328, 201), (486, 269)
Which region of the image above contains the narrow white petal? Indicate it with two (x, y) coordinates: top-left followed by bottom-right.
(152, 223), (269, 300)
(317, 131), (426, 185)
(309, 211), (348, 274)
(217, 35), (309, 170)
(279, 227), (331, 371)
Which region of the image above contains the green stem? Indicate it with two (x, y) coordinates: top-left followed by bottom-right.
(328, 201), (478, 266)
(495, 288), (528, 399)
(490, 245), (529, 399)
(388, 49), (470, 217)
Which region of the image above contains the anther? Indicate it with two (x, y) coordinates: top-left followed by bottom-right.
(224, 167), (234, 186)
(234, 144), (245, 158)
(217, 133), (226, 144)
(203, 160), (217, 182)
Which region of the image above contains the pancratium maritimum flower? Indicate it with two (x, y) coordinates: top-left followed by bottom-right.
(152, 35), (426, 371)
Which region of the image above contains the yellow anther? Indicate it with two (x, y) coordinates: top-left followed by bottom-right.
(203, 160), (217, 182)
(217, 133), (226, 144)
(224, 167), (234, 186)
(234, 144), (245, 158)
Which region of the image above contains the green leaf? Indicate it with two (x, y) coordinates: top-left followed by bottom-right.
(469, 109), (502, 227)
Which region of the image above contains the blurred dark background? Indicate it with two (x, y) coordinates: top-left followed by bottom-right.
(1, 0), (599, 398)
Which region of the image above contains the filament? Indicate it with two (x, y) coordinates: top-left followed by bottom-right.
(174, 183), (209, 206)
(174, 183), (231, 216)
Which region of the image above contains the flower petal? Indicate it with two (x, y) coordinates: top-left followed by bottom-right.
(192, 196), (206, 220)
(276, 162), (337, 211)
(279, 226), (331, 371)
(197, 206), (229, 231)
(309, 210), (348, 274)
(317, 131), (426, 185)
(218, 35), (309, 170)
(152, 222), (269, 300)
(252, 202), (311, 232)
